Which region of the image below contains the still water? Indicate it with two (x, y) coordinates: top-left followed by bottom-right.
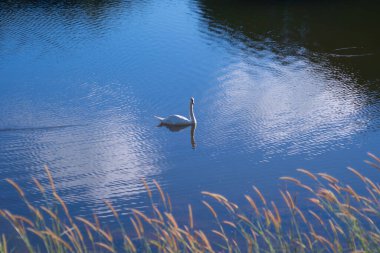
(0, 0), (380, 228)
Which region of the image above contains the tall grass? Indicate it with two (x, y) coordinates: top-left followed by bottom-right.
(1, 153), (380, 252)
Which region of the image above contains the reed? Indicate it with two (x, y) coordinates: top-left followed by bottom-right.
(1, 153), (380, 252)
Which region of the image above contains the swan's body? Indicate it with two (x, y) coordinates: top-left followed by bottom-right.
(155, 98), (197, 126)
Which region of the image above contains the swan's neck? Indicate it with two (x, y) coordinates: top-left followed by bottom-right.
(189, 103), (196, 124)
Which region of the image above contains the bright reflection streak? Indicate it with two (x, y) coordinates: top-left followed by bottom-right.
(1, 83), (163, 212)
(205, 52), (367, 157)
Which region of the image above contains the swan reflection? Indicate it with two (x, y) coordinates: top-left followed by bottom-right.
(158, 124), (197, 149)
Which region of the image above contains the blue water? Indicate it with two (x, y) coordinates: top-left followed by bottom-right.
(0, 0), (379, 231)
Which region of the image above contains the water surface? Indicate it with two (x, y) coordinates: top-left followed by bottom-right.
(1, 0), (380, 228)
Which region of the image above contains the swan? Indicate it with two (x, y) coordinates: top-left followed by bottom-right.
(155, 97), (197, 126)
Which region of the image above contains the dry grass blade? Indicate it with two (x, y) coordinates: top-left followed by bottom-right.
(1, 234), (7, 253)
(196, 231), (213, 252)
(132, 209), (151, 224)
(212, 230), (228, 243)
(367, 152), (380, 163)
(104, 200), (119, 219)
(188, 204), (194, 229)
(271, 201), (281, 224)
(279, 176), (301, 185)
(96, 242), (115, 253)
(75, 217), (100, 236)
(296, 168), (318, 181)
(364, 160), (380, 170)
(53, 192), (72, 224)
(165, 212), (178, 229)
(5, 179), (25, 198)
(130, 218), (142, 239)
(44, 165), (56, 193)
(32, 177), (45, 194)
(317, 173), (339, 184)
(13, 215), (34, 227)
(311, 233), (335, 252)
(124, 235), (136, 252)
(223, 220), (237, 229)
(245, 195), (260, 216)
(202, 201), (217, 218)
(317, 189), (338, 204)
(201, 191), (228, 203)
(41, 206), (58, 221)
(253, 186), (267, 206)
(141, 178), (152, 199)
(41, 229), (74, 252)
(153, 180), (166, 206)
(347, 167), (366, 182)
(308, 210), (324, 226)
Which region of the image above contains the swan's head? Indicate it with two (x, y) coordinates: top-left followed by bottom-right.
(190, 97), (195, 105)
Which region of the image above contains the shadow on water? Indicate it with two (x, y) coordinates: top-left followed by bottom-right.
(198, 0), (380, 90)
(157, 124), (197, 149)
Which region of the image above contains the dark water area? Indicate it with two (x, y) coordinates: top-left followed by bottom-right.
(0, 0), (380, 238)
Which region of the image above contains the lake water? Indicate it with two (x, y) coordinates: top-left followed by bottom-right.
(1, 0), (380, 232)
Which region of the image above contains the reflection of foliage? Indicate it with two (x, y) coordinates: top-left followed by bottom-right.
(0, 0), (125, 23)
(1, 154), (380, 252)
(200, 0), (380, 50)
(199, 0), (380, 89)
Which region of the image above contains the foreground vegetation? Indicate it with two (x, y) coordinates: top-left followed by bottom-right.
(1, 153), (380, 253)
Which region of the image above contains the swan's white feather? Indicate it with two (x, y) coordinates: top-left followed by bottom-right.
(155, 97), (196, 126)
(154, 116), (165, 121)
(159, 114), (191, 125)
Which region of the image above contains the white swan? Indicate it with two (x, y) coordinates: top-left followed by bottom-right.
(155, 97), (197, 126)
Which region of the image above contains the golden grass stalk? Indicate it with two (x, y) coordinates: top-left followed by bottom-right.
(347, 167), (366, 182)
(104, 200), (119, 219)
(132, 209), (151, 224)
(317, 173), (339, 184)
(0, 234), (7, 253)
(202, 201), (217, 219)
(141, 179), (152, 199)
(245, 195), (260, 216)
(295, 207), (307, 224)
(195, 230), (213, 252)
(5, 179), (25, 198)
(201, 191), (228, 203)
(130, 218), (142, 239)
(44, 165), (56, 193)
(317, 189), (339, 204)
(212, 230), (228, 244)
(153, 180), (166, 207)
(271, 201), (281, 224)
(95, 242), (115, 253)
(308, 210), (324, 226)
(41, 229), (73, 252)
(188, 204), (194, 229)
(32, 177), (45, 194)
(296, 168), (318, 181)
(253, 186), (267, 206)
(41, 206), (58, 222)
(75, 217), (98, 232)
(279, 177), (301, 185)
(311, 233), (335, 252)
(124, 234), (136, 253)
(223, 220), (237, 229)
(165, 212), (178, 230)
(53, 192), (72, 224)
